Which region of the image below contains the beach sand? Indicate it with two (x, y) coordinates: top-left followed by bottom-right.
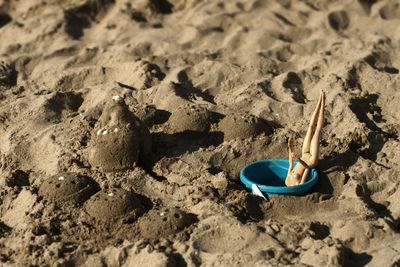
(1, 0), (400, 266)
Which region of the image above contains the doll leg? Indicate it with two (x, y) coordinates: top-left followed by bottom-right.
(300, 168), (310, 184)
(309, 91), (325, 166)
(302, 92), (323, 155)
(287, 137), (295, 177)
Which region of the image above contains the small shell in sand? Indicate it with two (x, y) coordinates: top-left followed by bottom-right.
(112, 95), (124, 102)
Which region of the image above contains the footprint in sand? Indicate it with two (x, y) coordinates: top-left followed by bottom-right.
(137, 207), (197, 239)
(274, 45), (294, 62)
(88, 98), (151, 171)
(282, 72), (306, 103)
(268, 71), (307, 103)
(0, 12), (12, 28)
(130, 0), (174, 17)
(36, 91), (84, 124)
(82, 188), (147, 223)
(364, 51), (399, 74)
(5, 170), (30, 188)
(167, 104), (217, 133)
(63, 0), (115, 39)
(0, 58), (17, 87)
(133, 104), (171, 127)
(218, 113), (272, 141)
(38, 173), (99, 206)
(193, 224), (259, 254)
(328, 10), (350, 32)
(358, 0), (377, 15)
(379, 3), (400, 20)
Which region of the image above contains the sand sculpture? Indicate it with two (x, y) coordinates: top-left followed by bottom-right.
(88, 96), (151, 171)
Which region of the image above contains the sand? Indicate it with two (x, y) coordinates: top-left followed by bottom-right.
(0, 0), (400, 266)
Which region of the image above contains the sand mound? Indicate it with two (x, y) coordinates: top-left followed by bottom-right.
(218, 113), (272, 141)
(88, 99), (151, 171)
(109, 60), (165, 90)
(152, 82), (193, 111)
(167, 104), (216, 133)
(126, 60), (165, 89)
(38, 173), (98, 205)
(82, 188), (147, 222)
(137, 207), (197, 239)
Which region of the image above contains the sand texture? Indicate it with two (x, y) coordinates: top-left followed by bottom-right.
(1, 0), (400, 266)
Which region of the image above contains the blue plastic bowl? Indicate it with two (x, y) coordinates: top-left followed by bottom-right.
(240, 158), (318, 196)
